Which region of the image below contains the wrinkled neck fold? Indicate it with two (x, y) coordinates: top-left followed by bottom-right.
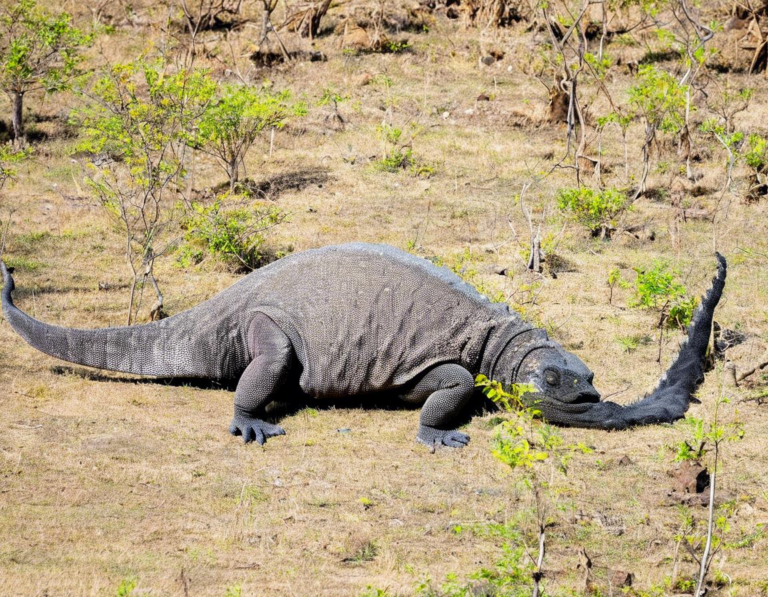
(479, 318), (549, 385)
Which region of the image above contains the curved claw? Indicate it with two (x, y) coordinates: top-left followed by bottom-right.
(417, 425), (470, 449)
(229, 415), (285, 445)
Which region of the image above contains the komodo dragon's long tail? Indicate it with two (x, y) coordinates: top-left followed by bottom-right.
(557, 253), (727, 429)
(1, 261), (218, 378)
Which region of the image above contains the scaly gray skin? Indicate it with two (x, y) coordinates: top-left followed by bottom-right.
(1, 244), (726, 448)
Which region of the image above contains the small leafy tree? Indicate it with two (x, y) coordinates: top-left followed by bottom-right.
(196, 84), (304, 192)
(628, 65), (688, 199)
(673, 393), (744, 597)
(0, 0), (92, 145)
(318, 86), (348, 128)
(75, 61), (215, 323)
(476, 374), (591, 597)
(597, 111), (633, 182)
(627, 260), (696, 364)
(630, 260), (696, 331)
(557, 187), (631, 239)
(699, 119), (743, 195)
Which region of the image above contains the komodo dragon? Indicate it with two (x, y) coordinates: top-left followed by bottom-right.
(1, 244), (726, 448)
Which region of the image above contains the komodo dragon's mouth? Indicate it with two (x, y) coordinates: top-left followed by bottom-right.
(522, 390), (601, 415)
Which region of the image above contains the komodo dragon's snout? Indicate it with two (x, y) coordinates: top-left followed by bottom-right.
(2, 245), (726, 449)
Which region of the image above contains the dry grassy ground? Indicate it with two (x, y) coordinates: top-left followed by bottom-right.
(1, 2), (768, 596)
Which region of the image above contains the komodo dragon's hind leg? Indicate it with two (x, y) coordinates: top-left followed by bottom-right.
(229, 313), (297, 445)
(402, 364), (475, 449)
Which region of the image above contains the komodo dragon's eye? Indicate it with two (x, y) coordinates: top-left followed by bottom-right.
(544, 369), (560, 386)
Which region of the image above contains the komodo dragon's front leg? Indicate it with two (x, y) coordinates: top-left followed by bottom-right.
(402, 364), (475, 448)
(229, 313), (296, 445)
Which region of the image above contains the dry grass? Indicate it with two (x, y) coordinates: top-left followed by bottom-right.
(2, 2), (768, 596)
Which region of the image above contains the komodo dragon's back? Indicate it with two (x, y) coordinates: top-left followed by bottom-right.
(246, 244), (518, 397)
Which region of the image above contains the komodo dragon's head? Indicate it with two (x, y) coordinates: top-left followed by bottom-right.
(514, 344), (603, 421)
(490, 338), (602, 422)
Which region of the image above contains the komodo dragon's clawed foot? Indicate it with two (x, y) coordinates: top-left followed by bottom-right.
(417, 425), (470, 449)
(229, 415), (286, 445)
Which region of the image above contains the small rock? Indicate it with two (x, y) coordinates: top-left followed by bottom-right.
(667, 460), (710, 494)
(671, 176), (693, 193)
(337, 428), (351, 433)
(479, 55), (495, 67)
(610, 570), (633, 587)
(357, 72), (373, 86)
(617, 455), (633, 466)
(476, 93), (490, 102)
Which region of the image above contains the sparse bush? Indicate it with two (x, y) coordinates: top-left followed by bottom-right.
(557, 187), (631, 239)
(374, 121), (434, 176)
(318, 87), (348, 127)
(743, 133), (767, 174)
(0, 0), (92, 145)
(178, 197), (285, 271)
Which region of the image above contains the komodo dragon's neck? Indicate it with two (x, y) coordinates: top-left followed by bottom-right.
(1, 263), (248, 379)
(478, 318), (548, 385)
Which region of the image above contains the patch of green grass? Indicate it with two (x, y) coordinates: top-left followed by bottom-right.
(345, 539), (378, 564)
(240, 485), (268, 504)
(42, 163), (81, 182)
(615, 334), (652, 352)
(4, 256), (46, 272)
(16, 230), (51, 245)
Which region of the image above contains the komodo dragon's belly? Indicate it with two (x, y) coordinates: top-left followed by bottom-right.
(248, 244), (501, 398)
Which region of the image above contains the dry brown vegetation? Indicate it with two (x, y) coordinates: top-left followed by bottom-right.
(1, 0), (768, 595)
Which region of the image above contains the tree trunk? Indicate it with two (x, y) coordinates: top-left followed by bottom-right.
(259, 8), (270, 49)
(633, 125), (654, 201)
(229, 157), (239, 193)
(310, 0), (332, 38)
(12, 91), (24, 147)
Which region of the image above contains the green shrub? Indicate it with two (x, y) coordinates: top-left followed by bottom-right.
(743, 133), (767, 174)
(630, 261), (696, 330)
(375, 123), (413, 171)
(115, 577), (137, 597)
(556, 187), (631, 239)
(0, 144), (28, 190)
(178, 197), (285, 271)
